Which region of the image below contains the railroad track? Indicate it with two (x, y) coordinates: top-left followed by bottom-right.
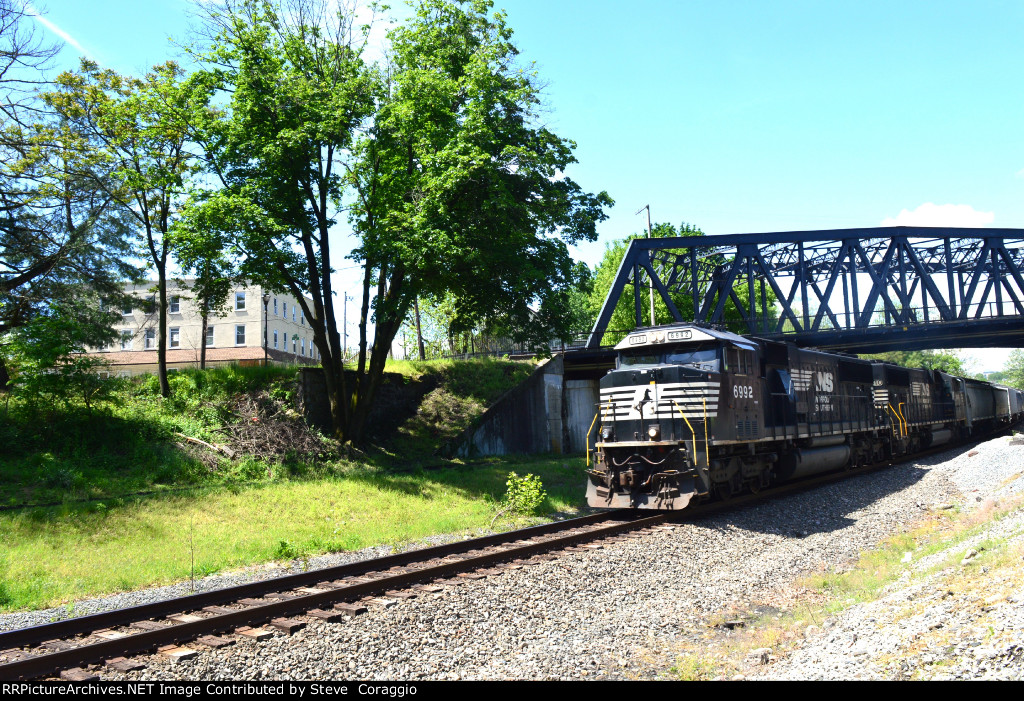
(0, 510), (673, 681)
(1, 434), (1002, 682)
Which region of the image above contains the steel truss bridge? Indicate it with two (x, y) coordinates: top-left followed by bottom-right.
(587, 226), (1024, 353)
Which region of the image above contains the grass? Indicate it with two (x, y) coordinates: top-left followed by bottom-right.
(380, 357), (536, 460)
(0, 456), (587, 611)
(0, 364), (304, 507)
(0, 360), (583, 612)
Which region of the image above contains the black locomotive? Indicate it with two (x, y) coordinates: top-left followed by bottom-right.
(585, 324), (1024, 510)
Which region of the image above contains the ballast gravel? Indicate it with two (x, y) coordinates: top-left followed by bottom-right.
(8, 433), (1024, 680)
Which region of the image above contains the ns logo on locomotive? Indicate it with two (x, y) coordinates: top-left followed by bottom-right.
(585, 324), (1024, 510)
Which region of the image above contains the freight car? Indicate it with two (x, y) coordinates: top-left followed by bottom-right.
(585, 324), (1024, 510)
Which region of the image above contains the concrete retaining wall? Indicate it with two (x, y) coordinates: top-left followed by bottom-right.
(298, 358), (600, 456)
(452, 356), (564, 457)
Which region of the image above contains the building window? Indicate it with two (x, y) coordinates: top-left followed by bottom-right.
(145, 295), (156, 314)
(169, 296), (180, 314)
(273, 329), (278, 349)
(170, 327), (180, 348)
(292, 306), (296, 322)
(144, 328), (155, 349)
(282, 301), (287, 319)
(236, 324), (246, 345)
(292, 338), (296, 354)
(273, 298), (278, 316)
(235, 291), (246, 310)
(120, 329), (133, 350)
(206, 325), (215, 347)
(122, 302), (133, 316)
(301, 338), (305, 356)
(300, 311), (304, 326)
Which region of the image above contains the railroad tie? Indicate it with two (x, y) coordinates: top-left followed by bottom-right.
(269, 618), (306, 634)
(333, 603), (367, 617)
(60, 667), (99, 682)
(106, 657), (146, 672)
(307, 609), (345, 622)
(195, 635), (235, 649)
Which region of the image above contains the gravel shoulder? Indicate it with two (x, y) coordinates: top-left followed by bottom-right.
(9, 433), (1023, 681)
(752, 433), (1024, 681)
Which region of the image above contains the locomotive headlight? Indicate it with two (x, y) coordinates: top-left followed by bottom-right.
(601, 425), (614, 441)
(647, 424), (661, 440)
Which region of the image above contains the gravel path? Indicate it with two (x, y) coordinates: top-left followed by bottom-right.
(10, 433), (1023, 680)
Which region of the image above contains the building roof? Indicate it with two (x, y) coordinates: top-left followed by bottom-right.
(83, 347), (315, 366)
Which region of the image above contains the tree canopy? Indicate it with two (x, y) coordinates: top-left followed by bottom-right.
(0, 2), (139, 388)
(186, 0), (612, 441)
(861, 349), (966, 376)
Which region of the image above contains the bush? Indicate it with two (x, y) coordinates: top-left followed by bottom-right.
(490, 471), (547, 527)
(503, 472), (547, 515)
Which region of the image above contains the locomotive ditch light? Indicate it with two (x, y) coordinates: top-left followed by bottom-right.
(648, 424), (661, 440)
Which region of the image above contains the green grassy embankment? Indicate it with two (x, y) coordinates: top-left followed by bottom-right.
(0, 359), (584, 612)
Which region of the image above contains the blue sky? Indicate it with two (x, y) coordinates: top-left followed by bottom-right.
(28, 0), (1024, 369)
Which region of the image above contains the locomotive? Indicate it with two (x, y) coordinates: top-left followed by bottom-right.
(585, 323), (1024, 510)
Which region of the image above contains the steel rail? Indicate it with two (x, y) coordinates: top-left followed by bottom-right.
(0, 512), (612, 653)
(0, 511), (668, 681)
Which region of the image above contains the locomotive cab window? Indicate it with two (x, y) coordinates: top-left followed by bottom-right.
(664, 345), (720, 372)
(618, 352), (660, 368)
(726, 347), (755, 375)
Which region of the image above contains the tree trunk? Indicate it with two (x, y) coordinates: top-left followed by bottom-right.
(200, 306), (208, 370)
(157, 259), (170, 397)
(414, 296), (425, 361)
(0, 355), (10, 392)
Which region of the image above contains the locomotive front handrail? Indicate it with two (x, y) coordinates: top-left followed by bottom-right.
(671, 400), (701, 468)
(585, 411), (599, 467)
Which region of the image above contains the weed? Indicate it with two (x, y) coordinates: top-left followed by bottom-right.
(671, 654), (717, 681)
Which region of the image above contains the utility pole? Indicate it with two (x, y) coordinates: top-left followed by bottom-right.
(342, 292), (352, 361)
(636, 204), (656, 327)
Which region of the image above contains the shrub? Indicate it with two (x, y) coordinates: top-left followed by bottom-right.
(490, 472), (547, 526)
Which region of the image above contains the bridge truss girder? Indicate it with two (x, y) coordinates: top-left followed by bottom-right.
(587, 226), (1024, 353)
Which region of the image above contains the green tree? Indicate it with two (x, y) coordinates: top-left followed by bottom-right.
(47, 60), (210, 397)
(186, 0), (377, 441)
(191, 0), (611, 443)
(342, 0), (611, 439)
(861, 349), (966, 376)
(1, 2), (138, 388)
(170, 206), (244, 369)
(1004, 349), (1024, 389)
(1, 297), (119, 410)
